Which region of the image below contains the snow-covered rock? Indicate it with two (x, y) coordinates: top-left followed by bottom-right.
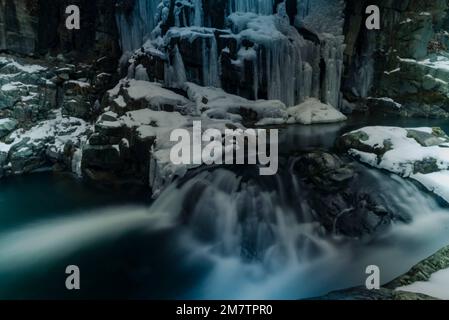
(0, 110), (89, 176)
(0, 56), (57, 123)
(287, 98), (347, 125)
(107, 79), (191, 115)
(339, 126), (449, 203)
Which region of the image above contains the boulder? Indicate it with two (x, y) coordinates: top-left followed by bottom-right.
(294, 151), (399, 238)
(0, 118), (17, 138)
(82, 145), (123, 171)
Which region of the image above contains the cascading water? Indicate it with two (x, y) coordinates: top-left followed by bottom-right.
(2, 156), (449, 298)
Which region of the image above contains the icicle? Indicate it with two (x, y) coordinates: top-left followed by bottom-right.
(135, 64), (150, 81)
(193, 0), (204, 27)
(115, 0), (161, 52)
(228, 0), (275, 15)
(320, 35), (345, 108)
(165, 45), (187, 88)
(201, 35), (220, 87)
(262, 32), (304, 107)
(72, 148), (83, 178)
(127, 62), (135, 79)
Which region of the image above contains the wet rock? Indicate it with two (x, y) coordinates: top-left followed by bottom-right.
(82, 145), (123, 171)
(294, 151), (397, 238)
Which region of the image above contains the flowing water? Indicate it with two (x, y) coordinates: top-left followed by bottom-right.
(1, 116), (449, 299)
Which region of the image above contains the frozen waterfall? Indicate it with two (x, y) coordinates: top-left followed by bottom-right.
(115, 0), (160, 52)
(228, 0), (275, 15)
(117, 0), (346, 108)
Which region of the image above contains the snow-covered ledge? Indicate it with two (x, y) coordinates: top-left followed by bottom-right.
(338, 126), (449, 203)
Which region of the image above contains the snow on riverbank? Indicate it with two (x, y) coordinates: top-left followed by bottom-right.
(397, 267), (449, 299)
(340, 126), (449, 203)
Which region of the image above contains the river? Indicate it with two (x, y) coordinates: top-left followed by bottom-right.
(1, 114), (449, 299)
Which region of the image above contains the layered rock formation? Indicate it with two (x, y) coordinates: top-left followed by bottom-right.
(343, 0), (449, 117)
(0, 0), (120, 61)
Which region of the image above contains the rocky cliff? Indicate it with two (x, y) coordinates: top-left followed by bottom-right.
(2, 0), (449, 190)
(0, 0), (120, 61)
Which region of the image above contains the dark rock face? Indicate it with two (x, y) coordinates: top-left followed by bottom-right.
(0, 0), (38, 54)
(1, 0), (120, 62)
(293, 151), (404, 238)
(343, 0), (449, 118)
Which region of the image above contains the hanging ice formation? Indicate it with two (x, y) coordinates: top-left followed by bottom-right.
(115, 0), (161, 52)
(117, 0), (346, 108)
(228, 0), (275, 15)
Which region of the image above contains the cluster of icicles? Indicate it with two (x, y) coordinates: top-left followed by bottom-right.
(115, 0), (345, 108)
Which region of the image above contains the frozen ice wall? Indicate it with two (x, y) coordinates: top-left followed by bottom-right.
(115, 0), (160, 52)
(228, 0), (275, 15)
(117, 0), (347, 109)
(173, 0), (205, 27)
(297, 0), (346, 107)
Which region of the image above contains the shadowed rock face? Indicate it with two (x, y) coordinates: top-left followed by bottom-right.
(343, 0), (449, 116)
(0, 0), (120, 62)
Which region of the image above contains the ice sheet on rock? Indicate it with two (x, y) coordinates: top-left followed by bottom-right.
(287, 98), (347, 125)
